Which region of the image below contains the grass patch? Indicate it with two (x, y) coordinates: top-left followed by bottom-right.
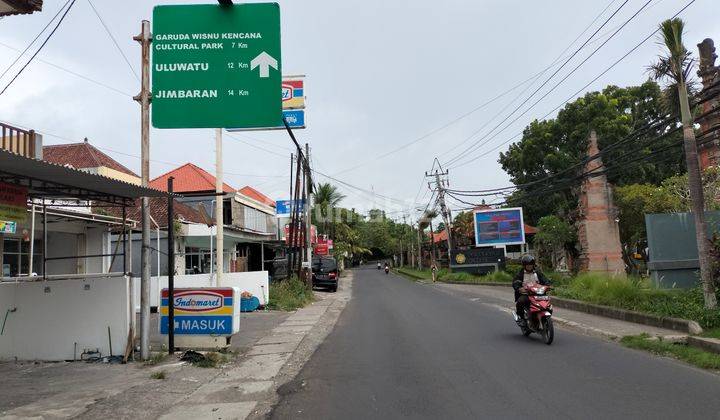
(150, 370), (167, 380)
(701, 328), (720, 339)
(621, 334), (720, 370)
(143, 352), (168, 366)
(553, 273), (720, 329)
(267, 276), (314, 311)
(395, 267), (433, 280)
(190, 351), (230, 368)
(395, 267), (511, 284)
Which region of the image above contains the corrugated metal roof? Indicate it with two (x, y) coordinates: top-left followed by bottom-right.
(0, 148), (168, 203)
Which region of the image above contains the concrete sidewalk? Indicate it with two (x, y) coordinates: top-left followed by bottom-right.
(1, 274), (352, 419)
(432, 283), (683, 340)
(157, 272), (353, 420)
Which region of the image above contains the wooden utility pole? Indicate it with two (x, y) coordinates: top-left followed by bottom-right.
(305, 143), (313, 266)
(133, 19), (151, 361)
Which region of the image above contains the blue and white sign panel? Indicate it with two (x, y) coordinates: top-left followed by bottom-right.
(160, 287), (240, 335)
(473, 207), (526, 247)
(282, 109), (305, 128)
(275, 198), (305, 217)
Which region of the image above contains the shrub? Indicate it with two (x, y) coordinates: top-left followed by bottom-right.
(504, 262), (522, 276)
(150, 370), (166, 380)
(268, 276), (314, 311)
(554, 274), (720, 329)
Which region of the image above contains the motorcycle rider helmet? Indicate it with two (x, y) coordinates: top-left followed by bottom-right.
(520, 254), (535, 267)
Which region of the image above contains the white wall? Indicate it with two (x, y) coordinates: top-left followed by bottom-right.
(84, 227), (108, 274)
(133, 271), (270, 311)
(46, 232), (79, 274)
(0, 276), (130, 361)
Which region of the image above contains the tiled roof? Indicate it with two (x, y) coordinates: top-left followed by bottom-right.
(524, 224), (538, 234)
(101, 197), (205, 228)
(150, 163), (235, 194)
(238, 185), (275, 207)
(431, 229), (448, 243)
(0, 0), (42, 16)
(43, 140), (138, 177)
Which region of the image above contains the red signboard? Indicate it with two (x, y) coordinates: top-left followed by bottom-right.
(0, 182), (27, 223)
(314, 243), (329, 256)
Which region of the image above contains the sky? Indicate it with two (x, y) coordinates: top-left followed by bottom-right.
(1, 0), (719, 221)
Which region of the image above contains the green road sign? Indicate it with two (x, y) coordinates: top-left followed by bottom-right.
(152, 3), (281, 129)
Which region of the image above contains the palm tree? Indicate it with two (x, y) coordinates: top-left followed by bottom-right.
(313, 183), (346, 236)
(650, 18), (716, 309)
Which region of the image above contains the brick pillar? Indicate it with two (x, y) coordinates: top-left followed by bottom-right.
(697, 38), (720, 170)
(576, 131), (625, 275)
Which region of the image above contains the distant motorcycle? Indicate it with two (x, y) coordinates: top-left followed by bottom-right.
(377, 262), (382, 270)
(512, 282), (554, 345)
(384, 266), (389, 275)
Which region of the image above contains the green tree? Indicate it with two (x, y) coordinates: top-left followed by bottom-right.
(452, 211), (475, 247)
(650, 18), (716, 309)
(533, 215), (577, 270)
(313, 183), (346, 236)
(499, 81), (684, 224)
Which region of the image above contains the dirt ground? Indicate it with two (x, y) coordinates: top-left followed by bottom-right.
(0, 310), (289, 418)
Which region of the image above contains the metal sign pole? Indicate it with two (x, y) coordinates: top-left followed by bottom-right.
(215, 128), (224, 285)
(134, 19), (152, 361)
(167, 177), (175, 354)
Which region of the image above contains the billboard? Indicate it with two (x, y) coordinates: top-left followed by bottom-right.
(473, 207), (525, 247)
(227, 75), (306, 132)
(160, 287), (240, 335)
(282, 78), (305, 109)
(275, 199), (305, 217)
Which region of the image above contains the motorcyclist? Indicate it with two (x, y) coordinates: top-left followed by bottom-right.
(377, 261), (382, 270)
(512, 254), (550, 324)
(384, 262), (390, 273)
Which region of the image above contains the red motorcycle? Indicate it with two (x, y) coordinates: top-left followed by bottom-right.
(512, 282), (554, 345)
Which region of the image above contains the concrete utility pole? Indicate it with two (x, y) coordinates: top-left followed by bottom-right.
(416, 223), (423, 269)
(305, 143), (312, 264)
(215, 128), (224, 286)
(426, 168), (453, 257)
(133, 19), (152, 361)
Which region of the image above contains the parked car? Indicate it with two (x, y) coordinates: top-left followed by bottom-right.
(312, 256), (338, 292)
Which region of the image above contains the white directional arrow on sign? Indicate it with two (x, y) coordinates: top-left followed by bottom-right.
(250, 51), (278, 78)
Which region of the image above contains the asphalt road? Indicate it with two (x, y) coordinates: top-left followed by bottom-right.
(269, 266), (720, 419)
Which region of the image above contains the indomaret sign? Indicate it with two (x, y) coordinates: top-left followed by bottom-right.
(151, 3), (282, 129)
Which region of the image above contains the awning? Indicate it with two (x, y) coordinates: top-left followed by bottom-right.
(0, 148), (169, 205)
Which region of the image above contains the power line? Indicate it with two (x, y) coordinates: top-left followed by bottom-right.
(85, 0), (140, 82)
(435, 0), (621, 162)
(0, 41), (133, 96)
(0, 0), (78, 97)
(447, 0), (656, 169)
(0, 0), (72, 83)
(441, 0), (632, 168)
(447, 0), (697, 169)
(447, 112), (683, 194)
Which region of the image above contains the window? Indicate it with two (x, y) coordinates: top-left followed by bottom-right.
(184, 247), (203, 274)
(2, 238), (42, 277)
(243, 206), (269, 233)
